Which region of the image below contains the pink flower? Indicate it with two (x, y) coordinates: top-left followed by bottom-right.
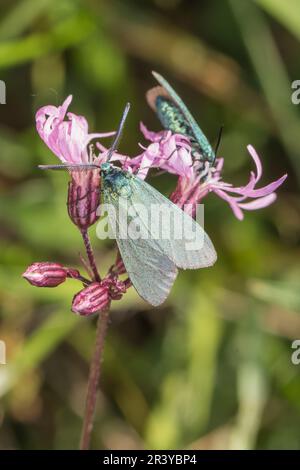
(133, 127), (287, 220)
(23, 262), (79, 287)
(126, 123), (194, 179)
(194, 145), (287, 220)
(28, 94), (287, 315)
(35, 96), (116, 229)
(72, 278), (127, 316)
(95, 123), (195, 179)
(36, 95), (114, 164)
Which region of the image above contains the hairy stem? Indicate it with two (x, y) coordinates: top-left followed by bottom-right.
(80, 307), (110, 450)
(81, 229), (101, 282)
(79, 227), (108, 450)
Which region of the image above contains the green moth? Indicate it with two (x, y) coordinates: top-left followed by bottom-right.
(147, 71), (215, 165)
(101, 161), (216, 305)
(40, 104), (217, 306)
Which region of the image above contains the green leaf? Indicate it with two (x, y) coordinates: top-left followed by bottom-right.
(0, 13), (95, 70)
(0, 310), (79, 398)
(249, 279), (300, 311)
(0, 0), (53, 41)
(255, 0), (300, 42)
(145, 291), (223, 448)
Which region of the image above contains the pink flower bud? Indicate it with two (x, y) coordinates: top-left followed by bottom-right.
(23, 262), (68, 287)
(72, 282), (110, 316)
(67, 170), (101, 230)
(72, 278), (127, 316)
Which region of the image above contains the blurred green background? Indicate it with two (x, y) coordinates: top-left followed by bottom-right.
(0, 0), (299, 450)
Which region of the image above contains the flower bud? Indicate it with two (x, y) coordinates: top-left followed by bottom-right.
(72, 277), (127, 316)
(23, 262), (68, 287)
(67, 169), (101, 230)
(72, 282), (110, 316)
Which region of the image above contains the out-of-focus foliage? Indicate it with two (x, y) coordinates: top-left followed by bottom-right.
(0, 0), (299, 450)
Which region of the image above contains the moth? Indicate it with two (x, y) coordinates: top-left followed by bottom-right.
(40, 104), (217, 306)
(146, 71), (216, 166)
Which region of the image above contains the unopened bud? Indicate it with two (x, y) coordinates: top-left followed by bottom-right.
(23, 262), (68, 287)
(72, 282), (110, 316)
(72, 277), (127, 316)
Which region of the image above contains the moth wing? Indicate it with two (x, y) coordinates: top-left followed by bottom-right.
(146, 85), (171, 111)
(130, 175), (217, 270)
(152, 71), (215, 163)
(152, 72), (203, 137)
(103, 189), (178, 307)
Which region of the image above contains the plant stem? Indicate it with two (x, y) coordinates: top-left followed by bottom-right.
(81, 229), (101, 282)
(80, 307), (110, 450)
(79, 227), (107, 449)
(76, 274), (92, 285)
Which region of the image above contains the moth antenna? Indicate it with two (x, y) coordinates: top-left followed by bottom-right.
(107, 103), (130, 162)
(38, 164), (100, 171)
(214, 125), (224, 156)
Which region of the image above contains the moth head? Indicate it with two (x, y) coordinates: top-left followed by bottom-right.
(100, 162), (111, 174)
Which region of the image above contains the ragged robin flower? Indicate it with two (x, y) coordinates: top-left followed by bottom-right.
(36, 95), (114, 230)
(126, 124), (287, 220)
(24, 96), (287, 315)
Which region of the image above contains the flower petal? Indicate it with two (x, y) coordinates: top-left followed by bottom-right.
(36, 95), (113, 164)
(238, 193), (277, 210)
(243, 174), (287, 198)
(214, 189), (244, 220)
(247, 144), (262, 181)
